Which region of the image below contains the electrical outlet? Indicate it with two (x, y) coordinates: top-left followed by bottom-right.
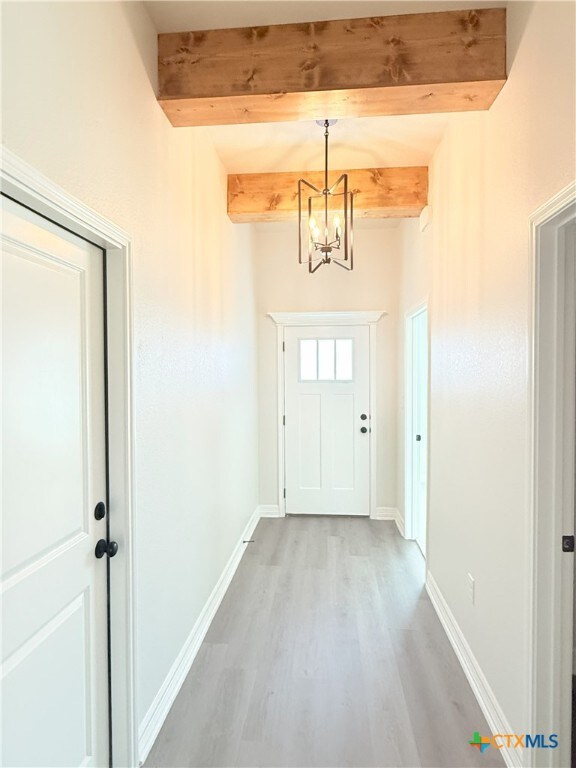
(467, 573), (475, 605)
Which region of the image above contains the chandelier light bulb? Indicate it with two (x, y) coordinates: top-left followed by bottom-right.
(334, 215), (341, 239)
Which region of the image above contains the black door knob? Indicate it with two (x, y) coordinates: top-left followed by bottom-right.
(94, 501), (106, 520)
(95, 539), (119, 559)
(360, 426), (368, 434)
(360, 414), (367, 420)
(416, 434), (422, 441)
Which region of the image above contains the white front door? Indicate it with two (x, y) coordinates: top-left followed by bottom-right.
(284, 325), (370, 516)
(1, 196), (109, 766)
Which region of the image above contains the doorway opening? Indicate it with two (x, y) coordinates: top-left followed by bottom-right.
(530, 181), (576, 768)
(404, 304), (429, 555)
(269, 311), (385, 518)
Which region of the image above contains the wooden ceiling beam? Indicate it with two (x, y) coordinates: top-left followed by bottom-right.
(158, 8), (506, 127)
(227, 167), (428, 223)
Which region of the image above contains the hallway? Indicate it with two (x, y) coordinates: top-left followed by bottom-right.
(146, 518), (503, 768)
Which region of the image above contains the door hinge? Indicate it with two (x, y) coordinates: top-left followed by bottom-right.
(562, 535), (575, 552)
(283, 415), (286, 426)
(283, 488), (286, 499)
(282, 341), (285, 352)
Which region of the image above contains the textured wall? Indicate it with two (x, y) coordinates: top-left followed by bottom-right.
(1, 0), (259, 735)
(426, 0), (575, 730)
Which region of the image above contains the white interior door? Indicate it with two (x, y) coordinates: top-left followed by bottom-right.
(284, 325), (370, 516)
(409, 308), (428, 555)
(1, 196), (109, 767)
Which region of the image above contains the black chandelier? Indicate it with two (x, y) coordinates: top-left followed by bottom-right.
(298, 119), (354, 273)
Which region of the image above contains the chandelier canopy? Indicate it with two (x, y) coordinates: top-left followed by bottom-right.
(298, 120), (354, 273)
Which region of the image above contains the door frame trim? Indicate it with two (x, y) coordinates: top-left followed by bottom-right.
(404, 301), (429, 546)
(1, 147), (138, 767)
(529, 180), (576, 768)
(268, 310), (386, 518)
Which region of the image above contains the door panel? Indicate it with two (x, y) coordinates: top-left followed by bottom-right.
(3, 247), (87, 578)
(331, 394), (355, 490)
(298, 394), (322, 489)
(1, 196), (108, 767)
(285, 325), (370, 516)
(3, 594), (91, 767)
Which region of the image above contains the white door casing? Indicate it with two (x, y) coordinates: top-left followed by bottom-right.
(1, 196), (108, 766)
(283, 321), (373, 516)
(270, 311), (385, 518)
(529, 183), (576, 768)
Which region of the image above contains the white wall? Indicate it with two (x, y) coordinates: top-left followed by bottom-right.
(425, 0), (575, 733)
(1, 0), (259, 741)
(253, 221), (402, 511)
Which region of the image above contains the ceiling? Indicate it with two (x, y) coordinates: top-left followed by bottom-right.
(145, 1), (506, 175)
(145, 1), (506, 34)
(203, 114), (448, 174)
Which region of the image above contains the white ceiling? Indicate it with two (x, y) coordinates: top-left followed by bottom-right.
(145, 0), (506, 174)
(145, 0), (506, 34)
(202, 114), (448, 174)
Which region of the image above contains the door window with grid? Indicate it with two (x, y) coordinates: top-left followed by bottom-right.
(299, 338), (354, 382)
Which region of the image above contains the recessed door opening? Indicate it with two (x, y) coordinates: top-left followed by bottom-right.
(405, 305), (429, 556)
(271, 312), (384, 519)
(531, 186), (576, 768)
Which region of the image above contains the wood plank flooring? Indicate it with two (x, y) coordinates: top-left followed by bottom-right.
(145, 517), (504, 768)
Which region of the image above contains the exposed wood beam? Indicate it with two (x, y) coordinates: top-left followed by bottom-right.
(158, 9), (506, 127)
(227, 167), (428, 223)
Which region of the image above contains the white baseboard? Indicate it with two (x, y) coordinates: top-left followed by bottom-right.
(138, 507), (261, 764)
(372, 506), (406, 538)
(425, 572), (521, 768)
(372, 506), (399, 520)
(257, 504), (283, 518)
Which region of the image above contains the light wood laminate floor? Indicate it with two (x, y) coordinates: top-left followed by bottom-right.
(146, 518), (504, 768)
